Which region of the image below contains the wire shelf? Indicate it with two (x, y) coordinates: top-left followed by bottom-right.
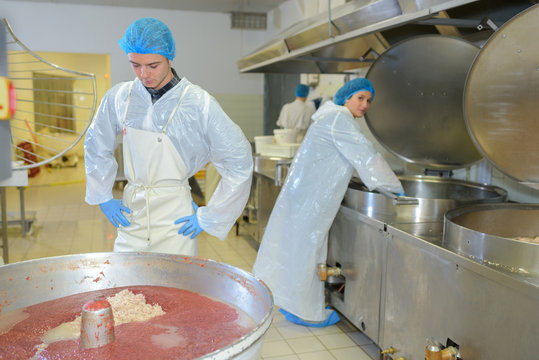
(2, 18), (97, 170)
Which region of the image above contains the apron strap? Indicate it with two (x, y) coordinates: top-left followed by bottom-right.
(122, 82), (136, 131)
(129, 182), (190, 244)
(162, 84), (191, 134)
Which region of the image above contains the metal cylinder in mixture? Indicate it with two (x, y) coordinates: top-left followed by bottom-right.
(80, 299), (115, 349)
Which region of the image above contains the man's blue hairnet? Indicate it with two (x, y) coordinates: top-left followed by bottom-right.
(119, 18), (176, 60)
(334, 78), (375, 106)
(295, 84), (310, 98)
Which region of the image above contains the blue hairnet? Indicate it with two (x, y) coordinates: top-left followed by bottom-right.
(119, 18), (176, 60)
(334, 78), (374, 106)
(295, 84), (310, 98)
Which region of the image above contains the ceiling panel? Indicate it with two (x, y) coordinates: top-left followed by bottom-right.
(1, 0), (287, 13)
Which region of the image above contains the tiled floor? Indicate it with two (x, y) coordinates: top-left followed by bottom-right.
(1, 165), (378, 360)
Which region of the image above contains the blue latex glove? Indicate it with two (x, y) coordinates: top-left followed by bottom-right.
(395, 192), (406, 197)
(174, 201), (204, 239)
(99, 199), (131, 228)
(279, 308), (340, 328)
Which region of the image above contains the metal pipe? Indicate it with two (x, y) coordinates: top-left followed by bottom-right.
(11, 119), (79, 134)
(274, 163), (288, 187)
(328, 0), (333, 38)
(18, 186), (26, 236)
(1, 187), (8, 263)
(327, 0), (341, 38)
(16, 109), (87, 122)
(318, 263), (341, 281)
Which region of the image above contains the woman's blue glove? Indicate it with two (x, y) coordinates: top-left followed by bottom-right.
(99, 199), (131, 228)
(174, 201), (204, 239)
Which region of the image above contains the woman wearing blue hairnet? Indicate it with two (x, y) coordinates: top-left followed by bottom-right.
(253, 78), (404, 327)
(84, 18), (253, 256)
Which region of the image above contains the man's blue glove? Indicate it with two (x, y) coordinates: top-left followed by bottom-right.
(174, 201), (204, 239)
(99, 199), (131, 228)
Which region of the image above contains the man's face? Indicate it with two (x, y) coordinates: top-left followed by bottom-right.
(344, 90), (373, 118)
(128, 53), (172, 90)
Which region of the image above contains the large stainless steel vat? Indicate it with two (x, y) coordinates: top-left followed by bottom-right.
(444, 203), (539, 275)
(0, 252), (274, 360)
(328, 4), (539, 359)
(444, 2), (539, 279)
(353, 35), (507, 241)
(345, 175), (507, 241)
(365, 35), (482, 170)
(464, 4), (539, 189)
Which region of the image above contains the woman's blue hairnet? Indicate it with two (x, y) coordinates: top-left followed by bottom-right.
(334, 78), (375, 106)
(295, 84), (310, 98)
(119, 18), (176, 60)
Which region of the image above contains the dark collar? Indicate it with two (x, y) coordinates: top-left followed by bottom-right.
(145, 68), (181, 104)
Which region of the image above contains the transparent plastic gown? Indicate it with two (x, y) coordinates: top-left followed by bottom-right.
(85, 77), (253, 241)
(253, 101), (403, 322)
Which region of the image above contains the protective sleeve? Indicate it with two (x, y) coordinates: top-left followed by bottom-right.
(331, 111), (404, 194)
(276, 103), (288, 128)
(296, 101), (316, 130)
(84, 85), (124, 205)
(196, 96), (253, 240)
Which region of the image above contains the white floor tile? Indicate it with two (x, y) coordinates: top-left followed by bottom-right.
(276, 323), (315, 339)
(297, 350), (337, 360)
(317, 333), (356, 349)
(308, 325), (343, 336)
(263, 355), (300, 360)
(264, 326), (284, 342)
(286, 336), (326, 353)
(261, 340), (295, 358)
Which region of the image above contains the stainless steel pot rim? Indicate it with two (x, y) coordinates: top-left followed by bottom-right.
(444, 203), (539, 245)
(0, 252), (275, 360)
(350, 175), (507, 196)
(445, 202), (539, 219)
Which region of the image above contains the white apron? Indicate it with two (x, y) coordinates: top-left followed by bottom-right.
(114, 84), (197, 255)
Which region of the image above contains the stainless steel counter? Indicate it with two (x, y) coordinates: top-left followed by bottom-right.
(327, 200), (539, 359)
(253, 155), (292, 183)
(241, 155), (292, 245)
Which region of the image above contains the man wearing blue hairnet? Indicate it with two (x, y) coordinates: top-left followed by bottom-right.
(253, 78), (404, 327)
(84, 18), (253, 256)
(276, 84), (316, 142)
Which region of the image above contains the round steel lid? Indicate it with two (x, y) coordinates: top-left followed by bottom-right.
(365, 35), (481, 170)
(464, 5), (539, 190)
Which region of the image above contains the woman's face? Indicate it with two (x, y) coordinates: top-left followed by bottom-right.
(128, 53), (172, 90)
(344, 90), (373, 118)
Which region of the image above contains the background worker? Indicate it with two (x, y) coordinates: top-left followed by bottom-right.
(84, 17), (253, 256)
(276, 84), (316, 142)
(253, 78), (404, 327)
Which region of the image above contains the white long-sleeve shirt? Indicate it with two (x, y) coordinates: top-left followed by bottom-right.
(276, 99), (316, 131)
